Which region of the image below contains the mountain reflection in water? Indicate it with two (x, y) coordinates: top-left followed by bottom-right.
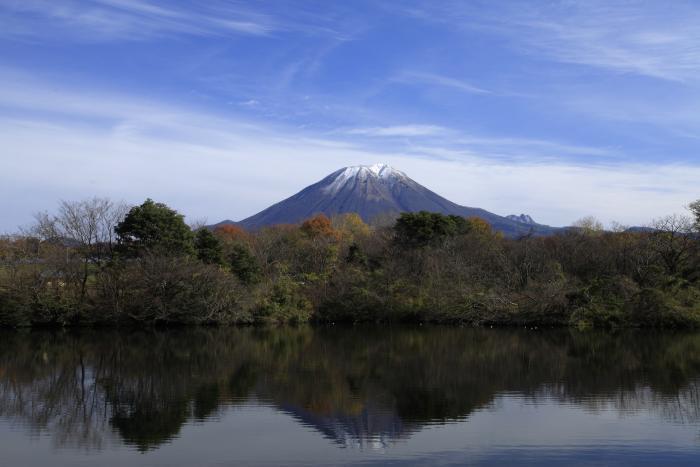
(1, 326), (700, 464)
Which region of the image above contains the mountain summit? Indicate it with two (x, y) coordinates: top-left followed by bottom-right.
(321, 163), (408, 196)
(220, 164), (556, 236)
(506, 214), (537, 225)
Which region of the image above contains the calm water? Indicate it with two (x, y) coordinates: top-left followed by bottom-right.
(1, 327), (700, 466)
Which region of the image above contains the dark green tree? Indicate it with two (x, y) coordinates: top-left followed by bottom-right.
(194, 229), (223, 265)
(394, 211), (468, 247)
(345, 242), (367, 266)
(115, 199), (194, 256)
(229, 244), (260, 285)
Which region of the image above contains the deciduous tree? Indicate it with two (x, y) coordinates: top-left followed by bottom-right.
(32, 197), (128, 304)
(690, 200), (700, 232)
(301, 214), (338, 239)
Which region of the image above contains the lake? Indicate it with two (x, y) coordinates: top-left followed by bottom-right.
(1, 326), (699, 466)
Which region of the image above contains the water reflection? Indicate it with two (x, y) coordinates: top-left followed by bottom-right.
(1, 326), (700, 453)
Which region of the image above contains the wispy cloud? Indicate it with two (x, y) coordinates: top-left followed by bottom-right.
(0, 0), (273, 41)
(393, 71), (490, 94)
(345, 125), (447, 137)
(342, 125), (618, 163)
(406, 136), (619, 165)
(514, 8), (700, 82)
(401, 1), (700, 82)
(238, 99), (260, 108)
(489, 2), (700, 82)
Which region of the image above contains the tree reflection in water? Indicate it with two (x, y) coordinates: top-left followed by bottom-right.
(1, 327), (699, 451)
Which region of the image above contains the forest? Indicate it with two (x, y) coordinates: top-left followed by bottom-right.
(1, 197), (699, 328)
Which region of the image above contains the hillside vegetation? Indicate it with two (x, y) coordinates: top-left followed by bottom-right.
(1, 198), (699, 328)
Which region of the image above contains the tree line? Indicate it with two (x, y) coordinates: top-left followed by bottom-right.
(1, 197), (699, 327)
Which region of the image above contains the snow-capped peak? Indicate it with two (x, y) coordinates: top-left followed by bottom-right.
(367, 163), (398, 177)
(348, 163), (404, 178)
(322, 164), (406, 194)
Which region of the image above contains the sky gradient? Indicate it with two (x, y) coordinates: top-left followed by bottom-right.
(2, 0), (699, 230)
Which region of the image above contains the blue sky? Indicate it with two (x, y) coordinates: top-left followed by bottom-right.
(1, 0), (699, 230)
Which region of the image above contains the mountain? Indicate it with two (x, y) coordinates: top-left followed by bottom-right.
(506, 214), (537, 225)
(218, 164), (558, 237)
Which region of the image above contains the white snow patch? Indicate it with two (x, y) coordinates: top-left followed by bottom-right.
(322, 164), (407, 194)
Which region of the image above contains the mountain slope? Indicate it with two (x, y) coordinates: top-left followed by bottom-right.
(223, 164), (557, 237)
(506, 214), (537, 225)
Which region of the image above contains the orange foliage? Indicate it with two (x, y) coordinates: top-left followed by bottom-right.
(300, 214), (338, 239)
(214, 224), (249, 243)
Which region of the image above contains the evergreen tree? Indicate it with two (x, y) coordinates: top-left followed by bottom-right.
(229, 244), (260, 285)
(115, 199), (194, 256)
(394, 211), (470, 247)
(195, 229), (223, 265)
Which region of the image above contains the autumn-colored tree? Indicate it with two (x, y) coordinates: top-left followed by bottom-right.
(464, 217), (493, 236)
(300, 214), (338, 239)
(332, 213), (371, 240)
(213, 224), (249, 244)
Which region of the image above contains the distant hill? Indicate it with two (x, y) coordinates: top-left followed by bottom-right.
(215, 164), (559, 237)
